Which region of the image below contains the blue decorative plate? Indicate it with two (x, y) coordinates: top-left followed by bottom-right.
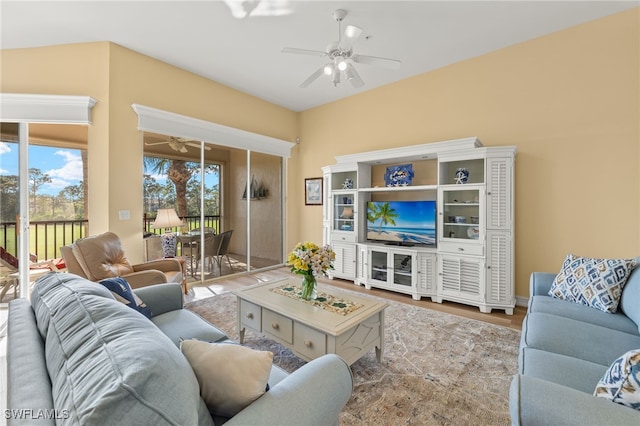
(384, 164), (414, 187)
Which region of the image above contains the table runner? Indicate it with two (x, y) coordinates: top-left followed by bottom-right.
(270, 284), (364, 316)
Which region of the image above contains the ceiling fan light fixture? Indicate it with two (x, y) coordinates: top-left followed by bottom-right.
(344, 67), (355, 81)
(336, 57), (348, 71)
(344, 24), (363, 40)
(323, 63), (334, 75)
(332, 70), (341, 86)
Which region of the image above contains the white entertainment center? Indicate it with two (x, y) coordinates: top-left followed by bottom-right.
(321, 137), (516, 314)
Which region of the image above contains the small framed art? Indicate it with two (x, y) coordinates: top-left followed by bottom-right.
(305, 177), (323, 205)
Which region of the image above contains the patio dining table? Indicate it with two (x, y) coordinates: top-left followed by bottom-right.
(177, 232), (213, 277)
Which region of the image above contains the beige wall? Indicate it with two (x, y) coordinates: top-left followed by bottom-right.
(1, 8), (637, 299)
(297, 8), (639, 299)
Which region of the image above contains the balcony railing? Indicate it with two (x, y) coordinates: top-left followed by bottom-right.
(0, 219), (88, 265)
(143, 214), (220, 235)
(0, 215), (220, 267)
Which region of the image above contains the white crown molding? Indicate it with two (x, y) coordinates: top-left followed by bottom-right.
(131, 104), (295, 158)
(0, 93), (97, 123)
(335, 137), (483, 165)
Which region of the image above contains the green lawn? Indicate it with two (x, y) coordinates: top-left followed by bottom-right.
(1, 222), (86, 260)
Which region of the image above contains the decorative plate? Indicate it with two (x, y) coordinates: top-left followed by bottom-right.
(384, 164), (414, 187)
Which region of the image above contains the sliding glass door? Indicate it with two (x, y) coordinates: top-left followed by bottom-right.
(249, 151), (284, 271)
(134, 104), (292, 284)
(0, 122), (27, 299)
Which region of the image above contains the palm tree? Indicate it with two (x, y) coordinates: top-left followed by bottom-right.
(373, 202), (398, 233)
(143, 157), (193, 217)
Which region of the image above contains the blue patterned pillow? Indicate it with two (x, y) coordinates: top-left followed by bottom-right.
(594, 349), (640, 410)
(548, 254), (637, 313)
(99, 277), (152, 318)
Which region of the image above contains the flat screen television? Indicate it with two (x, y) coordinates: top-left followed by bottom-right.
(366, 200), (436, 247)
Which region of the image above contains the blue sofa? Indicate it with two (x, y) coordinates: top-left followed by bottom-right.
(7, 273), (353, 425)
(510, 258), (640, 425)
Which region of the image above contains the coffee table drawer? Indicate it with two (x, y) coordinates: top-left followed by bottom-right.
(293, 323), (327, 360)
(240, 300), (261, 331)
(262, 309), (293, 344)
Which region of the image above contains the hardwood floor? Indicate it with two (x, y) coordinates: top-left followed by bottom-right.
(186, 266), (526, 331)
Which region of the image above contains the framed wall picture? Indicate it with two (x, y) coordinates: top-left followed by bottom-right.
(305, 177), (323, 205)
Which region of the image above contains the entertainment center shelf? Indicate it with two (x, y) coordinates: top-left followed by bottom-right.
(358, 184), (437, 193)
(322, 137), (516, 314)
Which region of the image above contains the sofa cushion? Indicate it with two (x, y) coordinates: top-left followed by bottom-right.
(151, 309), (228, 347)
(181, 340), (273, 418)
(99, 277), (152, 318)
(548, 254), (637, 313)
(619, 260), (640, 333)
(521, 312), (640, 366)
(594, 349), (640, 410)
(519, 347), (608, 393)
(528, 295), (640, 335)
(31, 272), (214, 426)
(510, 374), (640, 425)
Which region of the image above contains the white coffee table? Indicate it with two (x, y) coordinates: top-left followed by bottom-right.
(234, 277), (387, 365)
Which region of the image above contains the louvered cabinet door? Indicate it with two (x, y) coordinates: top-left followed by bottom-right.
(331, 242), (356, 280)
(486, 231), (513, 305)
(438, 254), (484, 301)
(486, 157), (513, 230)
(355, 244), (368, 285)
(417, 252), (437, 299)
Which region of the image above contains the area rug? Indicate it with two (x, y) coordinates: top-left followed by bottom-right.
(186, 291), (521, 425)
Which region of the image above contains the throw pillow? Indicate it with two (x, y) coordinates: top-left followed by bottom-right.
(99, 277), (152, 318)
(181, 339), (273, 417)
(548, 254), (637, 313)
(594, 348), (640, 410)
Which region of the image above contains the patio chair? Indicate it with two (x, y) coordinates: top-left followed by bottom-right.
(61, 232), (183, 288)
(216, 230), (234, 270)
(195, 232), (224, 275)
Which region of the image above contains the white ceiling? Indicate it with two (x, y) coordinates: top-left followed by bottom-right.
(1, 1), (637, 112)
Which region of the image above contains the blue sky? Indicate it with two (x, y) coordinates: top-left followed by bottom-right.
(0, 142), (83, 195)
(0, 141), (218, 196)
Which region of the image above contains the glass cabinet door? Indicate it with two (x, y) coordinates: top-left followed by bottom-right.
(392, 252), (413, 287)
(441, 186), (482, 241)
(369, 249), (388, 283)
(332, 192), (355, 233)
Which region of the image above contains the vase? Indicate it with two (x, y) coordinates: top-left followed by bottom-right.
(300, 274), (318, 300)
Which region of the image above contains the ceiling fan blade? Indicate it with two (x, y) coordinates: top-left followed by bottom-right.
(299, 66), (325, 88)
(178, 146), (188, 153)
(186, 142), (211, 151)
(144, 141), (170, 146)
(345, 63), (364, 88)
(282, 47), (328, 57)
(352, 54), (401, 70)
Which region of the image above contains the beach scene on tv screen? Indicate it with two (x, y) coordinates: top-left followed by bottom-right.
(367, 201), (436, 246)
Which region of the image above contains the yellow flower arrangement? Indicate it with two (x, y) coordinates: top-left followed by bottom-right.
(287, 241), (336, 277)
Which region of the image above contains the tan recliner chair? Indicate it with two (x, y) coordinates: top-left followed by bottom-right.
(61, 232), (183, 288)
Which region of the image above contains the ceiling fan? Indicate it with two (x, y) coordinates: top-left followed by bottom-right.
(282, 9), (401, 88)
(145, 137), (211, 153)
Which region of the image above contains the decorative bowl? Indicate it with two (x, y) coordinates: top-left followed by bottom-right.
(454, 216), (466, 223)
(470, 216), (479, 224)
